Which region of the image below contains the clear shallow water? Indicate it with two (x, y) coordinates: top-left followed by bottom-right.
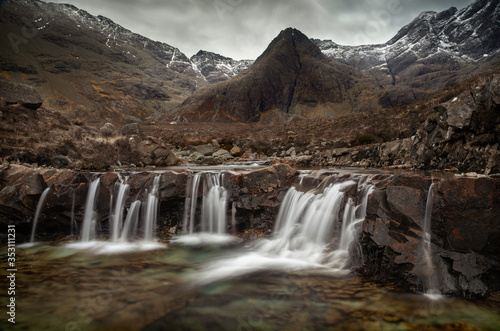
(1, 241), (499, 331)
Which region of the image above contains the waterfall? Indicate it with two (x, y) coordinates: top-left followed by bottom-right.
(182, 172), (202, 234)
(257, 176), (373, 269)
(143, 175), (160, 241)
(111, 178), (130, 242)
(421, 182), (440, 298)
(70, 190), (77, 236)
(182, 172), (228, 235)
(120, 200), (141, 241)
(201, 173), (228, 234)
(199, 175), (374, 283)
(30, 187), (51, 242)
(80, 178), (101, 242)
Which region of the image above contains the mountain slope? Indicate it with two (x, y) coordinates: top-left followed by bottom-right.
(0, 0), (210, 124)
(312, 0), (500, 106)
(174, 28), (379, 122)
(174, 0), (500, 122)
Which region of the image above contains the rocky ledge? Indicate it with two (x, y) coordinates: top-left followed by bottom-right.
(0, 164), (498, 300)
(360, 175), (500, 299)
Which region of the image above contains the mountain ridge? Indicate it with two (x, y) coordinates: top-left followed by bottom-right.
(174, 0), (500, 122)
(173, 28), (379, 122)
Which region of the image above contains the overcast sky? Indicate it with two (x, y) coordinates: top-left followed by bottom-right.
(43, 0), (475, 60)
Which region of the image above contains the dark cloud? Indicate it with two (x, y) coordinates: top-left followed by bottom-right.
(43, 0), (475, 59)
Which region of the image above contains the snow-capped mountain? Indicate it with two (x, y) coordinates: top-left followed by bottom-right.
(191, 50), (254, 84)
(313, 0), (499, 74)
(0, 0), (249, 124)
(174, 0), (500, 122)
(174, 28), (378, 122)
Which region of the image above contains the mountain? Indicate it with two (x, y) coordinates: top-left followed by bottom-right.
(312, 0), (500, 106)
(174, 28), (380, 122)
(175, 0), (500, 122)
(190, 50), (253, 84)
(0, 0), (244, 124)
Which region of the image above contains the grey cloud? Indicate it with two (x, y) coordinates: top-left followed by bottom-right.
(43, 0), (475, 59)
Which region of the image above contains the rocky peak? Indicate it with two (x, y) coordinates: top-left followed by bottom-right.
(173, 28), (369, 122)
(190, 50), (253, 84)
(256, 28), (325, 65)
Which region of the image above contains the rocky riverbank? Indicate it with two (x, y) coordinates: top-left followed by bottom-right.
(1, 163), (498, 300)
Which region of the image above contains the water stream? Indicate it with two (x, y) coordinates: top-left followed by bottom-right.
(13, 169), (500, 330)
(421, 182), (441, 299)
(80, 178), (100, 242)
(29, 187), (50, 243)
(198, 174), (374, 284)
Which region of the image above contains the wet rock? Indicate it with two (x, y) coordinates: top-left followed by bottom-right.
(360, 175), (500, 299)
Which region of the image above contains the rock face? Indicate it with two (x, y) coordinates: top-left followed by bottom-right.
(174, 28), (379, 122)
(360, 175), (500, 299)
(308, 74), (500, 174)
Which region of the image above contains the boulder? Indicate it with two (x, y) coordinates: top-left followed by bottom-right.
(212, 149), (231, 160)
(100, 123), (116, 137)
(120, 123), (141, 136)
(0, 80), (43, 110)
(153, 148), (179, 167)
(194, 144), (213, 156)
(230, 146), (243, 157)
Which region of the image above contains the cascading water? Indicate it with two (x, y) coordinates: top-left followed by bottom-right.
(421, 182), (441, 298)
(111, 177), (130, 242)
(143, 175), (160, 241)
(182, 172), (229, 235)
(80, 178), (101, 242)
(70, 190), (77, 236)
(30, 187), (51, 242)
(120, 200), (141, 241)
(176, 171), (232, 246)
(201, 173), (228, 234)
(199, 174), (374, 283)
(182, 172), (202, 235)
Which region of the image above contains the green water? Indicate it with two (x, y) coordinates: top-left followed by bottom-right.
(1, 242), (499, 331)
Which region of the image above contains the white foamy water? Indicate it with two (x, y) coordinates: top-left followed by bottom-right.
(198, 175), (374, 284)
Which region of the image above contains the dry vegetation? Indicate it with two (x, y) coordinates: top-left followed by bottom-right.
(0, 73), (496, 171)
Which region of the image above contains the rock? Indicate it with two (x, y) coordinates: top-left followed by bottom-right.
(0, 80), (43, 110)
(120, 123), (141, 135)
(230, 146), (243, 157)
(50, 155), (70, 169)
(137, 139), (158, 156)
(360, 175), (500, 299)
(286, 147), (296, 156)
(153, 148), (179, 167)
(241, 167), (279, 193)
(194, 144), (213, 156)
(212, 149), (231, 159)
(100, 123), (116, 137)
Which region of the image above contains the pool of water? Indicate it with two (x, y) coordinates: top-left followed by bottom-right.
(1, 240), (499, 331)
